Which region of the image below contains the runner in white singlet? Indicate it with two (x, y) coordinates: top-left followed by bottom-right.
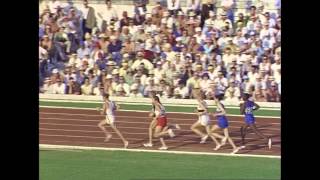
(97, 93), (129, 148)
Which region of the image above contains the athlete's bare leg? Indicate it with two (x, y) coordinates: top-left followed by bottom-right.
(98, 120), (112, 142)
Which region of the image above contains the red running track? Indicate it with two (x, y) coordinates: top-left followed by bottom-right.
(39, 107), (281, 156)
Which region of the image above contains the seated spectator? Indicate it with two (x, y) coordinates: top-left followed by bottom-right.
(266, 81), (280, 102)
(253, 86), (267, 102)
(65, 77), (81, 95)
(93, 82), (105, 96)
(200, 73), (210, 93)
(131, 51), (154, 71)
(42, 78), (55, 94)
(187, 72), (201, 91)
(115, 86), (127, 97)
(119, 61), (130, 77)
(214, 71), (228, 95)
(174, 80), (189, 99)
(81, 78), (93, 95)
(76, 42), (90, 59)
(115, 76), (130, 96)
(143, 78), (158, 97)
(134, 68), (148, 86)
(225, 80), (241, 102)
(124, 69), (134, 86)
(129, 83), (144, 98)
(157, 79), (171, 98)
(53, 78), (66, 94)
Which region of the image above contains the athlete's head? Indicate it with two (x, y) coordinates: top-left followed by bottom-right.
(151, 95), (161, 104)
(103, 93), (110, 100)
(242, 93), (251, 101)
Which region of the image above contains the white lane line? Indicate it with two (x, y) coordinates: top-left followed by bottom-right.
(40, 123), (281, 138)
(39, 112), (281, 124)
(39, 144), (281, 159)
(41, 118), (280, 131)
(39, 127), (280, 141)
(39, 106), (281, 119)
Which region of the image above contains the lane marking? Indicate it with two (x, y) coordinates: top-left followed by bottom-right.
(39, 144), (281, 159)
(39, 127), (281, 142)
(39, 115), (281, 125)
(41, 118), (280, 131)
(39, 106), (281, 119)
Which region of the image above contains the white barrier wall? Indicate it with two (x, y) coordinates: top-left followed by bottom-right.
(39, 94), (281, 108)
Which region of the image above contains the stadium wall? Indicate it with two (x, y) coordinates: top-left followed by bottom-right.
(39, 94), (281, 108)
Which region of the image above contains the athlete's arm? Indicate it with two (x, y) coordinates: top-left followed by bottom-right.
(198, 101), (208, 116)
(115, 102), (120, 110)
(101, 102), (107, 115)
(214, 100), (226, 116)
(240, 103), (245, 115)
(253, 102), (260, 111)
(154, 102), (161, 118)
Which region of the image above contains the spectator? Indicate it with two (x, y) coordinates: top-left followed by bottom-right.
(39, 0), (280, 102)
(201, 0), (216, 28)
(124, 69), (135, 86)
(119, 61), (130, 77)
(121, 37), (135, 55)
(216, 11), (233, 31)
(144, 78), (158, 97)
(167, 0), (181, 16)
(131, 51), (154, 71)
(42, 78), (55, 94)
(248, 65), (259, 84)
(133, 25), (147, 42)
(200, 73), (211, 93)
(187, 72), (201, 91)
(77, 42), (90, 59)
(108, 36), (122, 54)
(222, 47), (236, 68)
(48, 0), (62, 14)
(259, 55), (272, 74)
(115, 76), (130, 96)
(214, 71), (228, 95)
(93, 82), (105, 96)
(120, 11), (131, 29)
(80, 0), (97, 40)
(65, 77), (81, 95)
(221, 0), (235, 22)
(253, 86), (267, 102)
(187, 0), (201, 15)
(271, 55), (281, 76)
(158, 79), (171, 98)
(81, 78), (93, 95)
(115, 86), (127, 97)
(174, 80), (189, 99)
(225, 80), (240, 102)
(241, 75), (254, 95)
(98, 0), (118, 31)
(205, 81), (219, 99)
(129, 83), (144, 98)
(266, 81), (280, 102)
(53, 78), (66, 94)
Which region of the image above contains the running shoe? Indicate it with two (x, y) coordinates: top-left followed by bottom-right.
(168, 129), (175, 137)
(143, 143), (153, 147)
(268, 138), (272, 149)
(200, 135), (208, 144)
(158, 146), (168, 150)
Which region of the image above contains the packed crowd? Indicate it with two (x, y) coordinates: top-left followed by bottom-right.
(39, 0), (281, 102)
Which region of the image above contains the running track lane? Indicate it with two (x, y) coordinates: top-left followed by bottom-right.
(39, 107), (281, 156)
